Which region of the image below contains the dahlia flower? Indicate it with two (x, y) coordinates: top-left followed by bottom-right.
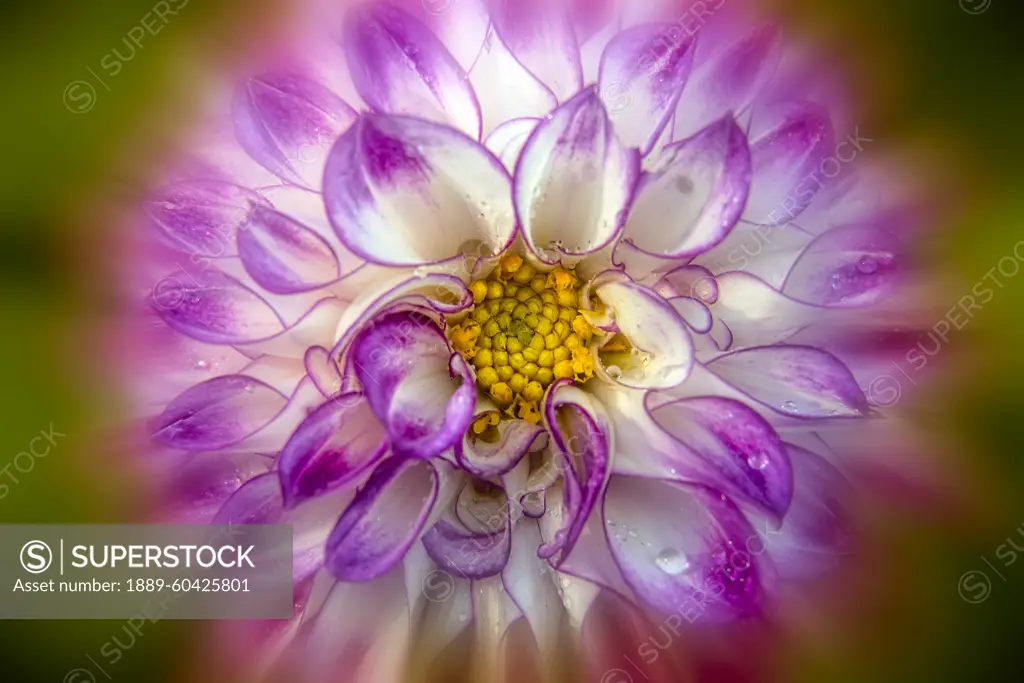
(128, 0), (922, 680)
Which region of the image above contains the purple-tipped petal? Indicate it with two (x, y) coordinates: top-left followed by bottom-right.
(323, 114), (515, 266)
(743, 102), (835, 226)
(706, 345), (870, 418)
(278, 393), (388, 508)
(304, 345), (346, 398)
(344, 3), (481, 138)
(325, 457), (439, 581)
(593, 278), (694, 389)
(598, 24), (696, 154)
(669, 296), (713, 334)
(514, 88), (640, 263)
(540, 381), (613, 567)
(165, 452), (272, 523)
(422, 511), (511, 580)
(487, 0), (583, 100)
(656, 264), (719, 304)
(233, 73), (357, 189)
(151, 268), (285, 344)
(349, 310), (477, 459)
(603, 477), (764, 620)
(146, 181), (268, 258)
(238, 204), (340, 294)
(485, 117), (540, 171)
(758, 443), (854, 580)
(783, 223), (902, 307)
(455, 410), (546, 478)
(651, 397), (794, 522)
(150, 375), (287, 451)
(214, 472), (353, 583)
(673, 24), (783, 140)
(623, 117), (751, 258)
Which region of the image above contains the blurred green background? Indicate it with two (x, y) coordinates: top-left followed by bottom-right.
(1, 0), (1022, 681)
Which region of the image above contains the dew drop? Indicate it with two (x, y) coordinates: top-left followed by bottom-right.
(195, 360), (209, 370)
(655, 548), (690, 575)
(857, 256), (878, 274)
(781, 400), (798, 413)
(747, 451), (770, 470)
(606, 365), (623, 379)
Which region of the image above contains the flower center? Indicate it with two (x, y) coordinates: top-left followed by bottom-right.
(449, 254), (595, 424)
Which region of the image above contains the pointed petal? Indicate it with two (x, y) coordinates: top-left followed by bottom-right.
(349, 310), (477, 459)
(783, 223), (902, 307)
(238, 204), (340, 294)
(651, 397), (794, 521)
(233, 72), (357, 189)
(623, 117), (751, 258)
(540, 381), (613, 566)
(151, 268), (285, 344)
(673, 24), (783, 140)
(146, 181), (267, 258)
(598, 24), (696, 154)
(469, 28), (559, 136)
(487, 0), (583, 100)
(150, 375), (287, 451)
(706, 345), (870, 418)
(514, 88), (640, 263)
(743, 102), (834, 226)
(344, 3), (481, 138)
(323, 114), (515, 266)
(593, 278), (694, 389)
(604, 476), (764, 620)
(484, 117), (540, 172)
(278, 393), (388, 508)
(326, 457), (439, 581)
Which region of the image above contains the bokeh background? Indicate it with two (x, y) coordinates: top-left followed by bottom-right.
(1, 0), (1022, 681)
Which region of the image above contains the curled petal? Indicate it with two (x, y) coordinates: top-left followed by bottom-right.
(455, 409), (546, 478)
(706, 345), (870, 418)
(604, 476), (764, 620)
(593, 279), (694, 389)
(278, 393), (388, 508)
(349, 311), (477, 459)
(323, 114), (515, 266)
(151, 268), (284, 344)
(238, 205), (340, 294)
(623, 117), (751, 258)
(233, 73), (357, 188)
(514, 88), (640, 263)
(325, 457), (439, 581)
(655, 264), (719, 304)
(743, 102), (835, 226)
(669, 297), (713, 334)
(783, 223), (902, 307)
(487, 0), (583, 100)
(422, 510), (511, 580)
(540, 381), (613, 566)
(304, 345), (346, 398)
(146, 181), (267, 258)
(151, 375), (287, 451)
(344, 3), (481, 138)
(651, 397), (794, 522)
(598, 24), (696, 154)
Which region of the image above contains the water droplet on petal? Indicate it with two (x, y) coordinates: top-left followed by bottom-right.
(781, 400), (798, 413)
(747, 451), (770, 470)
(656, 548), (690, 575)
(857, 256), (878, 274)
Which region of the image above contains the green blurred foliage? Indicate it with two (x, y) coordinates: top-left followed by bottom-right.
(1, 0), (1022, 681)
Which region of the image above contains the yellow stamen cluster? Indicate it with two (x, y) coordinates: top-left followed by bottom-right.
(449, 255), (595, 423)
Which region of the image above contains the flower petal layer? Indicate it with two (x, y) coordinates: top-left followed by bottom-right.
(323, 114), (515, 266)
(514, 88), (640, 263)
(238, 204), (340, 294)
(349, 310), (477, 459)
(622, 117), (751, 258)
(325, 457), (439, 581)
